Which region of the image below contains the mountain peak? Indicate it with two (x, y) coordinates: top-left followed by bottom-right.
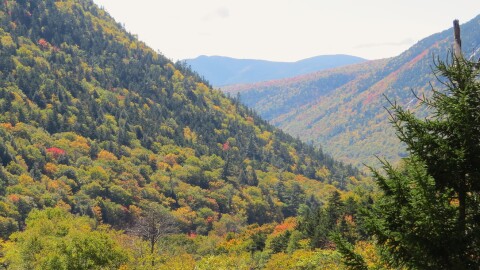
(184, 54), (366, 86)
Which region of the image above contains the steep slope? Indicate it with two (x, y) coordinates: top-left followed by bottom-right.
(184, 54), (366, 87)
(223, 15), (480, 167)
(0, 0), (360, 241)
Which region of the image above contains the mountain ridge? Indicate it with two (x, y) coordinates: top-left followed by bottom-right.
(222, 15), (480, 167)
(184, 54), (366, 87)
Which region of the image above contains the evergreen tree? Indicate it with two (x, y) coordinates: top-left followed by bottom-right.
(367, 53), (480, 269)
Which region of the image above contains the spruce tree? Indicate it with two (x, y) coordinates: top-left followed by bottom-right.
(368, 54), (480, 269)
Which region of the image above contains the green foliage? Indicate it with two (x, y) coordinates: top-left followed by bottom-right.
(368, 159), (459, 269)
(247, 232), (267, 254)
(367, 54), (480, 269)
(332, 234), (368, 270)
(2, 207), (128, 270)
(0, 0), (360, 237)
(0, 0), (369, 268)
(297, 190), (368, 250)
(267, 230), (291, 253)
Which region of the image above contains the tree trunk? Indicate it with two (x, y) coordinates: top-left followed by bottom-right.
(150, 237), (155, 267)
(453, 19), (462, 59)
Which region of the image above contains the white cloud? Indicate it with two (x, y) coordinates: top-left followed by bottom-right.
(202, 7), (230, 21)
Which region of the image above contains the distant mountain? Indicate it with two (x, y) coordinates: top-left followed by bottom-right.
(223, 15), (480, 167)
(184, 55), (367, 87)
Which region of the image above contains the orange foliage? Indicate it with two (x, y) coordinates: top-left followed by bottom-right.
(92, 205), (103, 223)
(37, 38), (50, 49)
(8, 194), (20, 203)
(206, 197), (219, 212)
(272, 217), (297, 236)
(450, 198), (459, 207)
(48, 180), (60, 190)
(157, 161), (169, 171)
(344, 214), (355, 226)
(0, 123), (13, 130)
(164, 154), (177, 167)
(206, 216), (214, 224)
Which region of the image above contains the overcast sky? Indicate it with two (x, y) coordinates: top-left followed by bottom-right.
(92, 0), (480, 62)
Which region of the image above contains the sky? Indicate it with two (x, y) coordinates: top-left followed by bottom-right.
(92, 0), (480, 62)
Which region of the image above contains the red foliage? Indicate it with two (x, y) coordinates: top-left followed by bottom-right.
(46, 147), (66, 158)
(187, 231), (197, 238)
(222, 141), (230, 151)
(38, 38), (50, 49)
(206, 216), (214, 224)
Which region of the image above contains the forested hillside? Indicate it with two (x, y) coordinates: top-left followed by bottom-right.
(0, 0), (371, 268)
(223, 15), (480, 167)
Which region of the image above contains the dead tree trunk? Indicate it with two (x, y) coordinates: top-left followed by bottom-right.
(453, 19), (462, 59)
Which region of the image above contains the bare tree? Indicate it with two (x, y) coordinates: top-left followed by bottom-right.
(131, 202), (178, 266)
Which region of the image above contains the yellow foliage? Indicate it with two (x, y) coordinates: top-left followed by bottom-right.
(44, 162), (58, 175)
(183, 127), (198, 143)
(315, 166), (331, 179)
(97, 150), (117, 160)
(70, 140), (90, 153)
(157, 253), (196, 270)
(172, 206), (197, 227)
(129, 42), (137, 50)
(196, 253), (252, 270)
(172, 70), (184, 82)
(156, 162), (169, 171)
(128, 205), (141, 220)
(353, 241), (386, 269)
(104, 114), (117, 125)
(195, 83), (209, 94)
(18, 174), (34, 185)
(0, 35), (15, 49)
(348, 176), (359, 185)
(55, 200), (72, 212)
(67, 115), (77, 126)
(265, 249), (343, 270)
